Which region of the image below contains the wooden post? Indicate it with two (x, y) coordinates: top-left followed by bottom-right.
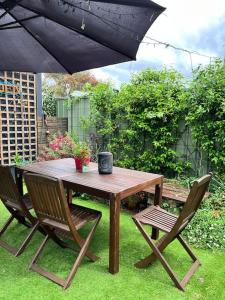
(109, 196), (121, 274)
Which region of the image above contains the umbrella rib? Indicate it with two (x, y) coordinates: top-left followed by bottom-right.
(0, 0), (24, 20)
(17, 2), (135, 61)
(0, 11), (8, 20)
(0, 25), (21, 30)
(3, 8), (72, 74)
(0, 15), (41, 29)
(85, 0), (162, 8)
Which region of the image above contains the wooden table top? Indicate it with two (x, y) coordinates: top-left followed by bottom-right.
(19, 158), (163, 200)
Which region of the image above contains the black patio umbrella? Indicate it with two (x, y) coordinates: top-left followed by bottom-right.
(0, 0), (165, 73)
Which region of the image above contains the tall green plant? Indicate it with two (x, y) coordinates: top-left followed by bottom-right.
(112, 69), (189, 175)
(85, 69), (190, 176)
(42, 84), (56, 117)
(186, 59), (225, 178)
(83, 82), (118, 150)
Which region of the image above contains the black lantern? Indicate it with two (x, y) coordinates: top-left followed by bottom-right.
(98, 152), (113, 174)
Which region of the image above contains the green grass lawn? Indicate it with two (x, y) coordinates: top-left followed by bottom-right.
(0, 199), (224, 300)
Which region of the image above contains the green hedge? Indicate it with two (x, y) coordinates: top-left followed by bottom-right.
(84, 59), (225, 179)
(85, 69), (190, 176)
(186, 59), (225, 177)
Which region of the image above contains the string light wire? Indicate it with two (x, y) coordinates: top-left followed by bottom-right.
(57, 0), (219, 63)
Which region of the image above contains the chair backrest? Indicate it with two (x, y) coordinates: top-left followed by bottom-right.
(0, 165), (21, 208)
(173, 173), (212, 234)
(24, 173), (72, 229)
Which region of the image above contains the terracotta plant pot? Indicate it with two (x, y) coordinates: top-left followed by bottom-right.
(74, 157), (90, 172)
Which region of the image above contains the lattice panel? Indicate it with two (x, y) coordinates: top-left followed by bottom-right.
(0, 71), (37, 165)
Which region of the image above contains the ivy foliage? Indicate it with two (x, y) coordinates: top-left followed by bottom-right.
(84, 62), (225, 179)
(83, 82), (118, 148)
(186, 59), (225, 177)
(183, 188), (225, 250)
(85, 69), (190, 176)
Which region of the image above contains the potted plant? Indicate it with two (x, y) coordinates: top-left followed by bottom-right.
(73, 142), (91, 172)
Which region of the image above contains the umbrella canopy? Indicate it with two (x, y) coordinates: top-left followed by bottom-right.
(0, 0), (165, 73)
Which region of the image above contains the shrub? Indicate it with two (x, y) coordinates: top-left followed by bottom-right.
(85, 69), (190, 176)
(160, 176), (225, 250)
(176, 175), (225, 250)
(183, 192), (225, 250)
(186, 59), (225, 178)
(42, 84), (56, 117)
(37, 133), (75, 161)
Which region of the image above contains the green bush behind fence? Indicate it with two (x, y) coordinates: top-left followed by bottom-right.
(56, 60), (225, 179)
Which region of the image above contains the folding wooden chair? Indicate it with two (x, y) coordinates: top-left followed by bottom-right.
(0, 165), (39, 256)
(133, 173), (212, 291)
(24, 173), (102, 289)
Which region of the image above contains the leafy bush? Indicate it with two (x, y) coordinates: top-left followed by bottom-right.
(186, 59), (225, 178)
(83, 62), (225, 179)
(85, 69), (190, 176)
(163, 175), (225, 250)
(183, 191), (225, 250)
(42, 84), (56, 117)
(38, 133), (75, 161)
(113, 69), (190, 175)
(84, 82), (118, 150)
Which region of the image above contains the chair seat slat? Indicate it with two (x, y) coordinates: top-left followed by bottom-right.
(136, 207), (177, 232)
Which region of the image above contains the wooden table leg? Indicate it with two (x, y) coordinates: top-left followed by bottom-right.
(151, 179), (163, 240)
(15, 167), (23, 196)
(109, 196), (120, 274)
(66, 188), (73, 203)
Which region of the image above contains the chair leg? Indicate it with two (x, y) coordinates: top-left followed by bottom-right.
(42, 226), (69, 249)
(64, 215), (101, 289)
(5, 206), (31, 228)
(134, 234), (168, 268)
(47, 225), (99, 260)
(177, 235), (199, 262)
(29, 234), (66, 286)
(134, 219), (202, 291)
(177, 235), (201, 288)
(29, 215), (101, 289)
(29, 234), (50, 268)
(0, 215), (14, 236)
(0, 215), (38, 256)
(15, 221), (39, 257)
(0, 215), (17, 255)
(134, 219), (184, 291)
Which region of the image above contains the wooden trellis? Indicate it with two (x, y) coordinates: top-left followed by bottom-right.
(0, 71), (37, 165)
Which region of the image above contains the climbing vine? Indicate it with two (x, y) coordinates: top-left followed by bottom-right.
(85, 69), (190, 176)
(186, 59), (225, 178)
(83, 62), (225, 179)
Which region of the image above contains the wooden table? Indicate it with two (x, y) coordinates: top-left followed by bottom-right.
(18, 158), (163, 274)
